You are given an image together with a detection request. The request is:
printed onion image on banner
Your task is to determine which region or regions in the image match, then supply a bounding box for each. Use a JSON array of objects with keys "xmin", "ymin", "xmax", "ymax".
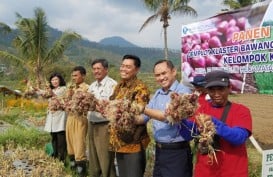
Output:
[{"xmin": 181, "ymin": 0, "xmax": 273, "ymax": 94}]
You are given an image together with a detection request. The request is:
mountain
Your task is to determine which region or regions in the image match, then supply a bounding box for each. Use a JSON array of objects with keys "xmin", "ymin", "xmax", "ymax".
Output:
[
  {"xmin": 99, "ymin": 36, "xmax": 139, "ymax": 48},
  {"xmin": 0, "ymin": 26, "xmax": 181, "ymax": 72}
]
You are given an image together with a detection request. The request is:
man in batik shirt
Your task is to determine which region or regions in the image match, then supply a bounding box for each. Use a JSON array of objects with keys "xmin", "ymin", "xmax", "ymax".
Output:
[{"xmin": 109, "ymin": 54, "xmax": 150, "ymax": 177}]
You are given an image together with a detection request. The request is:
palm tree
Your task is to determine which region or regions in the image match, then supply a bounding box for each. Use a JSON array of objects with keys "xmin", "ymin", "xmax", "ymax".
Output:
[
  {"xmin": 0, "ymin": 7, "xmax": 81, "ymax": 88},
  {"xmin": 223, "ymin": 0, "xmax": 257, "ymax": 10},
  {"xmin": 139, "ymin": 0, "xmax": 197, "ymax": 60},
  {"xmin": 0, "ymin": 22, "xmax": 12, "ymax": 34}
]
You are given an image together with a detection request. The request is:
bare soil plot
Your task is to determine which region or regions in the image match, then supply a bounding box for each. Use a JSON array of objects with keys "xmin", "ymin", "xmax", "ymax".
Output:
[{"xmin": 229, "ymin": 94, "xmax": 273, "ymax": 150}]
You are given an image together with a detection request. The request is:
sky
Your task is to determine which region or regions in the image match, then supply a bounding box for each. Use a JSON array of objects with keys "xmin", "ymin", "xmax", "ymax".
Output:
[{"xmin": 0, "ymin": 0, "xmax": 225, "ymax": 50}]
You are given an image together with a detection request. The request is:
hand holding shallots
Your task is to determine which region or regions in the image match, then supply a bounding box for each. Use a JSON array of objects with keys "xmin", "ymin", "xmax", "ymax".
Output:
[
  {"xmin": 48, "ymin": 96, "xmax": 65, "ymax": 111},
  {"xmin": 97, "ymin": 99, "xmax": 144, "ymax": 143},
  {"xmin": 40, "ymin": 86, "xmax": 54, "ymax": 99},
  {"xmin": 65, "ymin": 90, "xmax": 97, "ymax": 116},
  {"xmin": 195, "ymin": 113, "xmax": 218, "ymax": 164},
  {"xmin": 165, "ymin": 92, "xmax": 199, "ymax": 124},
  {"xmin": 98, "ymin": 99, "xmax": 144, "ymax": 121}
]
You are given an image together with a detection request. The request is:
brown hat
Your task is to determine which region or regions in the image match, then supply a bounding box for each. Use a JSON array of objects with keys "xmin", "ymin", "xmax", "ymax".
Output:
[{"xmin": 205, "ymin": 70, "xmax": 230, "ymax": 88}]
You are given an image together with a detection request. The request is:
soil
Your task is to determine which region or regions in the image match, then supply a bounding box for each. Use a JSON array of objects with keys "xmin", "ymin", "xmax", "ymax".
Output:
[{"xmin": 229, "ymin": 94, "xmax": 273, "ymax": 150}]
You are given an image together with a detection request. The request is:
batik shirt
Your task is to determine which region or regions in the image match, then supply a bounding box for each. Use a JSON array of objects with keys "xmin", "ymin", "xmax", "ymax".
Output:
[{"xmin": 109, "ymin": 76, "xmax": 150, "ymax": 153}]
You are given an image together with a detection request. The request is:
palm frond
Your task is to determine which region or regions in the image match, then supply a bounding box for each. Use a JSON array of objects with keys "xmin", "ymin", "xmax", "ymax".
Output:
[
  {"xmin": 0, "ymin": 22, "xmax": 12, "ymax": 33},
  {"xmin": 223, "ymin": 0, "xmax": 241, "ymax": 9},
  {"xmin": 44, "ymin": 31, "xmax": 81, "ymax": 64},
  {"xmin": 33, "ymin": 8, "xmax": 48, "ymax": 58},
  {"xmin": 139, "ymin": 14, "xmax": 160, "ymax": 32},
  {"xmin": 0, "ymin": 51, "xmax": 24, "ymax": 63},
  {"xmin": 172, "ymin": 5, "xmax": 197, "ymax": 16},
  {"xmin": 143, "ymin": 0, "xmax": 163, "ymax": 11}
]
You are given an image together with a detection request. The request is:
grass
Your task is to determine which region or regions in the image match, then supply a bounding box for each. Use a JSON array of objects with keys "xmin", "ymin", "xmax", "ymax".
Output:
[
  {"xmin": 247, "ymin": 141, "xmax": 262, "ymax": 177},
  {"xmin": 0, "ymin": 126, "xmax": 50, "ymax": 148}
]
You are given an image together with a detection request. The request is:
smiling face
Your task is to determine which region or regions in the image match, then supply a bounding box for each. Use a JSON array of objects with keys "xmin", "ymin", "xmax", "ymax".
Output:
[
  {"xmin": 92, "ymin": 62, "xmax": 108, "ymax": 82},
  {"xmin": 207, "ymin": 86, "xmax": 231, "ymax": 106},
  {"xmin": 119, "ymin": 59, "xmax": 139, "ymax": 80},
  {"xmin": 154, "ymin": 61, "xmax": 177, "ymax": 91},
  {"xmin": 50, "ymin": 76, "xmax": 60, "ymax": 88}
]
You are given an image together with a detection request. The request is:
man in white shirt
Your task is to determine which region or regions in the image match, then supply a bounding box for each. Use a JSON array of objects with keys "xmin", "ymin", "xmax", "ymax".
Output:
[{"xmin": 88, "ymin": 59, "xmax": 117, "ymax": 177}]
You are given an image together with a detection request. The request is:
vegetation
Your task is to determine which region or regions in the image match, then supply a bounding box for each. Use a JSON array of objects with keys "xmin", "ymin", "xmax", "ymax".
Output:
[
  {"xmin": 222, "ymin": 0, "xmax": 258, "ymax": 10},
  {"xmin": 0, "ymin": 7, "xmax": 81, "ymax": 88},
  {"xmin": 140, "ymin": 0, "xmax": 197, "ymax": 60}
]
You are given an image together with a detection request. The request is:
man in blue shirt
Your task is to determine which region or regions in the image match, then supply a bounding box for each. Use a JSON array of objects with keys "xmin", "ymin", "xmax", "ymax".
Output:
[{"xmin": 143, "ymin": 60, "xmax": 193, "ymax": 177}]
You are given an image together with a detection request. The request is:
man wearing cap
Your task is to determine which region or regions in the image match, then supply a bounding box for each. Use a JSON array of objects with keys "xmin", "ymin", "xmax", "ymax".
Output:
[
  {"xmin": 190, "ymin": 75, "xmax": 210, "ymax": 105},
  {"xmin": 191, "ymin": 70, "xmax": 253, "ymax": 177}
]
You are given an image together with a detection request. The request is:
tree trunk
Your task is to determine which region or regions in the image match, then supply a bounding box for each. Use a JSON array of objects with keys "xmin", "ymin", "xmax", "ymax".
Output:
[
  {"xmin": 163, "ymin": 26, "xmax": 169, "ymax": 60},
  {"xmin": 36, "ymin": 56, "xmax": 42, "ymax": 89}
]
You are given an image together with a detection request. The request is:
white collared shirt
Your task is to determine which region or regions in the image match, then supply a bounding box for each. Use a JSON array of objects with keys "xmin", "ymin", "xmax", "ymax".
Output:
[{"xmin": 88, "ymin": 76, "xmax": 117, "ymax": 100}]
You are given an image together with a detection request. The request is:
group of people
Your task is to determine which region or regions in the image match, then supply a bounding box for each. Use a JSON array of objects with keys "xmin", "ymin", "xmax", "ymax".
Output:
[{"xmin": 42, "ymin": 54, "xmax": 252, "ymax": 177}]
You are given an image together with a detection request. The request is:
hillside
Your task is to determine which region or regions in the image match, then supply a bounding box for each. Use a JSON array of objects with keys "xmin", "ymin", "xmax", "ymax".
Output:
[
  {"xmin": 0, "ymin": 26, "xmax": 181, "ymax": 72},
  {"xmin": 99, "ymin": 36, "xmax": 139, "ymax": 48}
]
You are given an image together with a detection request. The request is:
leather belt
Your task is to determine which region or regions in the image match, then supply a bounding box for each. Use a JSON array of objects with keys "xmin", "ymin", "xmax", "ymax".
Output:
[{"xmin": 156, "ymin": 141, "xmax": 189, "ymax": 150}]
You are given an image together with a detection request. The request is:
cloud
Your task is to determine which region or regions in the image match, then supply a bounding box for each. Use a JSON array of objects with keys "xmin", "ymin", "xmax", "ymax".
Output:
[{"xmin": 0, "ymin": 0, "xmax": 224, "ymax": 49}]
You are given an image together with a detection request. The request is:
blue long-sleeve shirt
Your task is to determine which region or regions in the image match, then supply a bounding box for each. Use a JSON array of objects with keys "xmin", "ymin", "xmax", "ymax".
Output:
[{"xmin": 144, "ymin": 80, "xmax": 191, "ymax": 143}]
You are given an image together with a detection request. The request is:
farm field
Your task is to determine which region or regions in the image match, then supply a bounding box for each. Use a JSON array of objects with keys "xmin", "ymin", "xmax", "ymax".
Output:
[
  {"xmin": 0, "ymin": 93, "xmax": 271, "ymax": 176},
  {"xmin": 229, "ymin": 93, "xmax": 273, "ymax": 150}
]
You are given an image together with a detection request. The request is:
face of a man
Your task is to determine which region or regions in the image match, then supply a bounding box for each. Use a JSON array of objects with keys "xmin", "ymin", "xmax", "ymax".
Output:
[
  {"xmin": 92, "ymin": 63, "xmax": 108, "ymax": 82},
  {"xmin": 71, "ymin": 70, "xmax": 85, "ymax": 85},
  {"xmin": 194, "ymin": 85, "xmax": 206, "ymax": 94},
  {"xmin": 207, "ymin": 86, "xmax": 231, "ymax": 106},
  {"xmin": 154, "ymin": 62, "xmax": 177, "ymax": 91},
  {"xmin": 119, "ymin": 59, "xmax": 139, "ymax": 80}
]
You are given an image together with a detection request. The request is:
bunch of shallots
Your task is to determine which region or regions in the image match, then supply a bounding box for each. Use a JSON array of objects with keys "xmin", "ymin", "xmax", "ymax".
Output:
[
  {"xmin": 23, "ymin": 84, "xmax": 38, "ymax": 99},
  {"xmin": 165, "ymin": 92, "xmax": 199, "ymax": 124},
  {"xmin": 48, "ymin": 96, "xmax": 65, "ymax": 111},
  {"xmin": 195, "ymin": 113, "xmax": 218, "ymax": 164},
  {"xmin": 40, "ymin": 89, "xmax": 53, "ymax": 99},
  {"xmin": 23, "ymin": 89, "xmax": 38, "ymax": 99},
  {"xmin": 98, "ymin": 99, "xmax": 144, "ymax": 143},
  {"xmin": 65, "ymin": 91, "xmax": 97, "ymax": 116}
]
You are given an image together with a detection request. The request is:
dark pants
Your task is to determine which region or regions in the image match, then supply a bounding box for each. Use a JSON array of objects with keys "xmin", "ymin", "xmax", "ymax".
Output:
[
  {"xmin": 116, "ymin": 150, "xmax": 146, "ymax": 177},
  {"xmin": 153, "ymin": 143, "xmax": 193, "ymax": 177},
  {"xmin": 51, "ymin": 131, "xmax": 67, "ymax": 161}
]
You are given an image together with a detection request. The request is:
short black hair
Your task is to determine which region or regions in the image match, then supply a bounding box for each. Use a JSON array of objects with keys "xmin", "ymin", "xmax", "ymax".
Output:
[
  {"xmin": 153, "ymin": 59, "xmax": 174, "ymax": 72},
  {"xmin": 49, "ymin": 72, "xmax": 66, "ymax": 89},
  {"xmin": 91, "ymin": 58, "xmax": 109, "ymax": 69},
  {"xmin": 122, "ymin": 54, "xmax": 141, "ymax": 68},
  {"xmin": 72, "ymin": 66, "xmax": 86, "ymax": 75}
]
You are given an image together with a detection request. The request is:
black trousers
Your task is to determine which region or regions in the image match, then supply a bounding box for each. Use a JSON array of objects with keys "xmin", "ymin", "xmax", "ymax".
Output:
[
  {"xmin": 153, "ymin": 144, "xmax": 193, "ymax": 177},
  {"xmin": 51, "ymin": 131, "xmax": 67, "ymax": 161},
  {"xmin": 116, "ymin": 150, "xmax": 146, "ymax": 177}
]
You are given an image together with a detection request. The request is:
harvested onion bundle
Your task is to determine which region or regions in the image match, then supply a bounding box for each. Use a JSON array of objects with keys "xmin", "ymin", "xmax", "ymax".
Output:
[
  {"xmin": 98, "ymin": 99, "xmax": 144, "ymax": 146},
  {"xmin": 65, "ymin": 90, "xmax": 97, "ymax": 116},
  {"xmin": 48, "ymin": 96, "xmax": 65, "ymax": 111},
  {"xmin": 40, "ymin": 89, "xmax": 53, "ymax": 99},
  {"xmin": 165, "ymin": 92, "xmax": 199, "ymax": 124},
  {"xmin": 23, "ymin": 84, "xmax": 38, "ymax": 99},
  {"xmin": 23, "ymin": 89, "xmax": 38, "ymax": 99},
  {"xmin": 195, "ymin": 113, "xmax": 217, "ymax": 164}
]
